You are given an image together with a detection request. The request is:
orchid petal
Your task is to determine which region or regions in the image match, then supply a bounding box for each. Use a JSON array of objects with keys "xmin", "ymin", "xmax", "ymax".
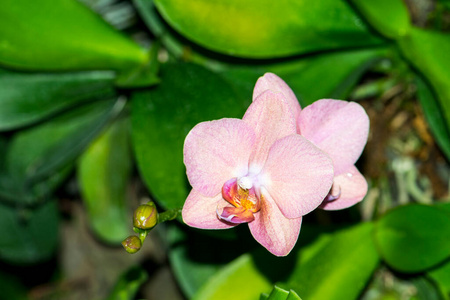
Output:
[
  {"xmin": 260, "ymin": 134, "xmax": 334, "ymax": 219},
  {"xmin": 298, "ymin": 99, "xmax": 369, "ymax": 175},
  {"xmin": 184, "ymin": 118, "xmax": 255, "ymax": 197},
  {"xmin": 253, "ymin": 73, "xmax": 302, "ymax": 120},
  {"xmin": 182, "ymin": 189, "xmax": 235, "ymax": 229},
  {"xmin": 243, "ymin": 90, "xmax": 297, "ymax": 171},
  {"xmin": 248, "ymin": 187, "xmax": 302, "ymax": 256},
  {"xmin": 320, "ymin": 165, "xmax": 368, "ymax": 210}
]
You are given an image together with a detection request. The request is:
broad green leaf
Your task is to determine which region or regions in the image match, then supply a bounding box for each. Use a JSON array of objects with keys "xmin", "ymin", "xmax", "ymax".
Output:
[
  {"xmin": 220, "ymin": 47, "xmax": 389, "ymax": 107},
  {"xmin": 0, "ymin": 0, "xmax": 147, "ymax": 71},
  {"xmin": 428, "ymin": 259, "xmax": 450, "ymax": 299},
  {"xmin": 416, "ymin": 75, "xmax": 450, "ymax": 160},
  {"xmin": 397, "ymin": 28, "xmax": 450, "ymax": 153},
  {"xmin": 0, "ymin": 99, "xmax": 124, "ymax": 205},
  {"xmin": 153, "ymin": 0, "xmax": 383, "ymax": 58},
  {"xmin": 285, "ymin": 222, "xmax": 378, "ymax": 300},
  {"xmin": 131, "ymin": 62, "xmax": 248, "ymax": 210},
  {"xmin": 168, "ymin": 224, "xmax": 248, "ymax": 298},
  {"xmin": 106, "ymin": 266, "xmax": 148, "ymax": 300},
  {"xmin": 0, "ymin": 200, "xmax": 58, "ymax": 264},
  {"xmin": 349, "ymin": 0, "xmax": 410, "ymax": 39},
  {"xmin": 191, "ymin": 224, "xmax": 364, "ymax": 300},
  {"xmin": 193, "ymin": 253, "xmax": 272, "ymax": 300},
  {"xmin": 374, "ymin": 204, "xmax": 450, "ymax": 273},
  {"xmin": 78, "ymin": 117, "xmax": 132, "ymax": 244},
  {"xmin": 0, "ymin": 70, "xmax": 116, "ymax": 131}
]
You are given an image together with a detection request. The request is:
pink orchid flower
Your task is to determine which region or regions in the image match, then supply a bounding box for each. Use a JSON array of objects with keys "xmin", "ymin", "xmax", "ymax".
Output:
[
  {"xmin": 254, "ymin": 73, "xmax": 370, "ymax": 210},
  {"xmin": 182, "ymin": 86, "xmax": 335, "ymax": 256}
]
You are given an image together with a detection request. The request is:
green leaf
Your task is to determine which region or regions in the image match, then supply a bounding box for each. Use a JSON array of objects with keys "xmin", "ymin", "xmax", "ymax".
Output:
[
  {"xmin": 349, "ymin": 0, "xmax": 411, "ymax": 39},
  {"xmin": 262, "ymin": 286, "xmax": 302, "ymax": 300},
  {"xmin": 285, "ymin": 222, "xmax": 379, "ymax": 300},
  {"xmin": 106, "ymin": 266, "xmax": 148, "ymax": 300},
  {"xmin": 220, "ymin": 47, "xmax": 388, "ymax": 107},
  {"xmin": 193, "ymin": 253, "xmax": 273, "ymax": 300},
  {"xmin": 78, "ymin": 117, "xmax": 132, "ymax": 244},
  {"xmin": 374, "ymin": 204, "xmax": 450, "ymax": 273},
  {"xmin": 133, "ymin": 0, "xmax": 186, "ymax": 58},
  {"xmin": 397, "ymin": 28, "xmax": 450, "ymax": 157},
  {"xmin": 131, "ymin": 62, "xmax": 248, "ymax": 210},
  {"xmin": 168, "ymin": 225, "xmax": 246, "ymax": 298},
  {"xmin": 415, "ymin": 75, "xmax": 450, "ymax": 160},
  {"xmin": 428, "ymin": 259, "xmax": 450, "ymax": 299},
  {"xmin": 0, "ymin": 200, "xmax": 58, "ymax": 264},
  {"xmin": 0, "ymin": 70, "xmax": 116, "ymax": 131},
  {"xmin": 192, "ymin": 223, "xmax": 376, "ymax": 300},
  {"xmin": 0, "ymin": 0, "xmax": 147, "ymax": 71},
  {"xmin": 153, "ymin": 0, "xmax": 383, "ymax": 58},
  {"xmin": 0, "ymin": 98, "xmax": 124, "ymax": 205}
]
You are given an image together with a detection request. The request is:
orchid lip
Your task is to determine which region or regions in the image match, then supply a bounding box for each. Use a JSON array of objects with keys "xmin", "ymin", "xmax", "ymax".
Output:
[{"xmin": 218, "ymin": 177, "xmax": 261, "ymax": 224}]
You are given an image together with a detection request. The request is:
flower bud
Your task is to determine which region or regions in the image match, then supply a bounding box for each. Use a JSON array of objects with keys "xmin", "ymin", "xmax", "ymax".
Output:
[
  {"xmin": 133, "ymin": 202, "xmax": 158, "ymax": 230},
  {"xmin": 122, "ymin": 235, "xmax": 142, "ymax": 254}
]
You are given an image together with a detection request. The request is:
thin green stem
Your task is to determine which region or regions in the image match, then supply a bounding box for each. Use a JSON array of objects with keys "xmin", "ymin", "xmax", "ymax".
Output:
[{"xmin": 158, "ymin": 207, "xmax": 182, "ymax": 223}]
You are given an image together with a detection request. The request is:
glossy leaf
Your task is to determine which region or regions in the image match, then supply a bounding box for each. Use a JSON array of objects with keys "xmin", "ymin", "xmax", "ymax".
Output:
[
  {"xmin": 416, "ymin": 75, "xmax": 450, "ymax": 160},
  {"xmin": 106, "ymin": 266, "xmax": 148, "ymax": 300},
  {"xmin": 285, "ymin": 222, "xmax": 379, "ymax": 300},
  {"xmin": 0, "ymin": 0, "xmax": 147, "ymax": 71},
  {"xmin": 0, "ymin": 70, "xmax": 116, "ymax": 131},
  {"xmin": 349, "ymin": 0, "xmax": 410, "ymax": 39},
  {"xmin": 168, "ymin": 224, "xmax": 248, "ymax": 298},
  {"xmin": 78, "ymin": 117, "xmax": 132, "ymax": 244},
  {"xmin": 153, "ymin": 0, "xmax": 383, "ymax": 58},
  {"xmin": 374, "ymin": 204, "xmax": 450, "ymax": 273},
  {"xmin": 131, "ymin": 62, "xmax": 248, "ymax": 210},
  {"xmin": 428, "ymin": 259, "xmax": 450, "ymax": 299},
  {"xmin": 220, "ymin": 47, "xmax": 388, "ymax": 107},
  {"xmin": 261, "ymin": 286, "xmax": 302, "ymax": 300},
  {"xmin": 0, "ymin": 99, "xmax": 124, "ymax": 205},
  {"xmin": 398, "ymin": 28, "xmax": 450, "ymax": 154},
  {"xmin": 192, "ymin": 223, "xmax": 376, "ymax": 300},
  {"xmin": 193, "ymin": 253, "xmax": 273, "ymax": 300},
  {"xmin": 0, "ymin": 200, "xmax": 58, "ymax": 264}
]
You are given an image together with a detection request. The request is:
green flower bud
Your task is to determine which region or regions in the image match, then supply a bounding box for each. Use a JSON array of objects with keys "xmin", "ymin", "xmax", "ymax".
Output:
[
  {"xmin": 133, "ymin": 202, "xmax": 158, "ymax": 230},
  {"xmin": 122, "ymin": 235, "xmax": 142, "ymax": 254}
]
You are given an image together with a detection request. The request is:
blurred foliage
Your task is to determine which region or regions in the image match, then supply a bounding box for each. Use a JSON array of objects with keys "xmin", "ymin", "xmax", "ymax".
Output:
[{"xmin": 0, "ymin": 0, "xmax": 449, "ymax": 299}]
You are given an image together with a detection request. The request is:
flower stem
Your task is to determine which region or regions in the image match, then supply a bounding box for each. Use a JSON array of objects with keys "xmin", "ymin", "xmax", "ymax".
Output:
[{"xmin": 158, "ymin": 207, "xmax": 182, "ymax": 223}]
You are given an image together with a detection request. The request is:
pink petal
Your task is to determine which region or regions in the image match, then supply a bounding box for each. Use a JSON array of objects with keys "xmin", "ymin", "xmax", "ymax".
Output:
[
  {"xmin": 298, "ymin": 99, "xmax": 369, "ymax": 175},
  {"xmin": 252, "ymin": 73, "xmax": 302, "ymax": 121},
  {"xmin": 260, "ymin": 134, "xmax": 334, "ymax": 219},
  {"xmin": 248, "ymin": 187, "xmax": 302, "ymax": 256},
  {"xmin": 184, "ymin": 118, "xmax": 255, "ymax": 197},
  {"xmin": 243, "ymin": 90, "xmax": 297, "ymax": 171},
  {"xmin": 320, "ymin": 165, "xmax": 368, "ymax": 210},
  {"xmin": 182, "ymin": 189, "xmax": 235, "ymax": 229}
]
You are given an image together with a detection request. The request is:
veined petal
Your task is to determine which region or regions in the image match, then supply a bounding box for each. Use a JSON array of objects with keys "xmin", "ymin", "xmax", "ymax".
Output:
[
  {"xmin": 320, "ymin": 165, "xmax": 368, "ymax": 210},
  {"xmin": 253, "ymin": 73, "xmax": 302, "ymax": 121},
  {"xmin": 298, "ymin": 99, "xmax": 369, "ymax": 175},
  {"xmin": 248, "ymin": 188, "xmax": 302, "ymax": 257},
  {"xmin": 184, "ymin": 118, "xmax": 255, "ymax": 197},
  {"xmin": 260, "ymin": 134, "xmax": 334, "ymax": 219},
  {"xmin": 243, "ymin": 90, "xmax": 297, "ymax": 170},
  {"xmin": 182, "ymin": 189, "xmax": 235, "ymax": 229}
]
